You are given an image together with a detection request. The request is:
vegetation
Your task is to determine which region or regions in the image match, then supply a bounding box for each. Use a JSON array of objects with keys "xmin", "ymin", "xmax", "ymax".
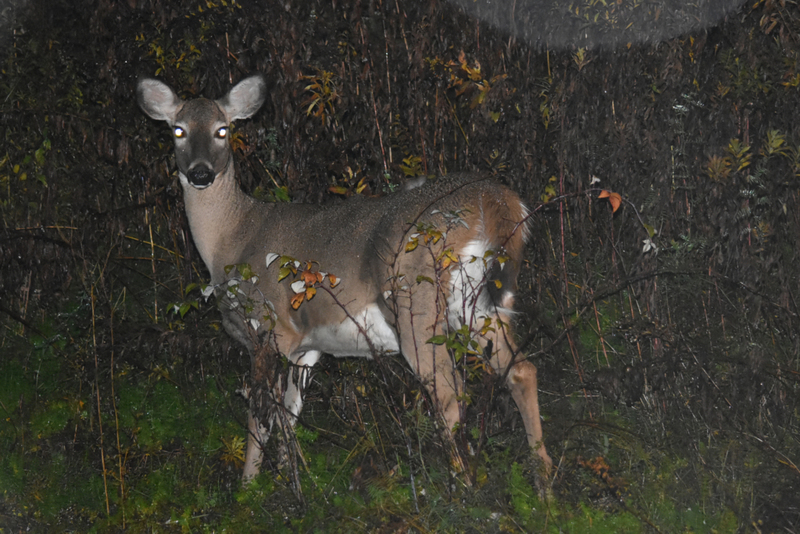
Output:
[{"xmin": 1, "ymin": 0, "xmax": 799, "ymax": 531}]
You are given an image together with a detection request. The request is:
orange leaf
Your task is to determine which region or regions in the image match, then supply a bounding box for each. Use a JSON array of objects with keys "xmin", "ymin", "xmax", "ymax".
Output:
[
  {"xmin": 301, "ymin": 269, "xmax": 317, "ymax": 285},
  {"xmin": 328, "ymin": 274, "xmax": 339, "ymax": 287},
  {"xmin": 607, "ymin": 192, "xmax": 622, "ymax": 213},
  {"xmin": 305, "ymin": 286, "xmax": 317, "ymax": 301},
  {"xmin": 291, "ymin": 292, "xmax": 305, "ymax": 310},
  {"xmin": 599, "ymin": 190, "xmax": 622, "ymax": 213}
]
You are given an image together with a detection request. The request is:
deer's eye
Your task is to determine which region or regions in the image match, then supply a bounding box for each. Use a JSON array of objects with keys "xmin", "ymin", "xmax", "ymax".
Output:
[
  {"xmin": 174, "ymin": 127, "xmax": 185, "ymax": 138},
  {"xmin": 216, "ymin": 127, "xmax": 228, "ymax": 139}
]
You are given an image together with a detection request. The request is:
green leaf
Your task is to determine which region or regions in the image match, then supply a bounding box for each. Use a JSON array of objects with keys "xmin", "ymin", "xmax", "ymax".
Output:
[
  {"xmin": 237, "ymin": 263, "xmax": 255, "ymax": 280},
  {"xmin": 272, "ymin": 186, "xmax": 290, "ymax": 202},
  {"xmin": 426, "ymin": 335, "xmax": 448, "ymax": 345},
  {"xmin": 278, "ymin": 267, "xmax": 292, "ymax": 282}
]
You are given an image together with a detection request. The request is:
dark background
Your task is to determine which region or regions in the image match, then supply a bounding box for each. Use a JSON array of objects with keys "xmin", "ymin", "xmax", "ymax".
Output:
[{"xmin": 1, "ymin": 0, "xmax": 798, "ymax": 531}]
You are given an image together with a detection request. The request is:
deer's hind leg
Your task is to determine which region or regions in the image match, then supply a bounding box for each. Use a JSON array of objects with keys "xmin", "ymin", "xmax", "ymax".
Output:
[
  {"xmin": 484, "ymin": 307, "xmax": 552, "ymax": 474},
  {"xmin": 391, "ymin": 284, "xmax": 466, "ymax": 468}
]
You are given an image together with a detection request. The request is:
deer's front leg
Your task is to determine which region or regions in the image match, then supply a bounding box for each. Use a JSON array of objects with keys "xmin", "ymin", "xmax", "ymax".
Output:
[
  {"xmin": 242, "ymin": 341, "xmax": 280, "ymax": 483},
  {"xmin": 243, "ymin": 410, "xmax": 269, "ymax": 482},
  {"xmin": 241, "ymin": 350, "xmax": 322, "ymax": 483}
]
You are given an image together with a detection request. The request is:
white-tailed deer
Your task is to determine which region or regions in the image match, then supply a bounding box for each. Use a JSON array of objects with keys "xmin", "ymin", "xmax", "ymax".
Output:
[{"xmin": 137, "ymin": 75, "xmax": 552, "ymax": 482}]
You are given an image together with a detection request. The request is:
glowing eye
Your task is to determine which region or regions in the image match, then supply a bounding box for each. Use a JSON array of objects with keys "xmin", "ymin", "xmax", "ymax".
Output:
[
  {"xmin": 216, "ymin": 127, "xmax": 228, "ymax": 138},
  {"xmin": 174, "ymin": 127, "xmax": 185, "ymax": 138}
]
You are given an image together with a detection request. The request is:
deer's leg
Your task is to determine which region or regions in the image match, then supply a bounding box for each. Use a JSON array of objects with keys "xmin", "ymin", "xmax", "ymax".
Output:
[
  {"xmin": 242, "ymin": 350, "xmax": 321, "ymax": 483},
  {"xmin": 393, "ymin": 286, "xmax": 465, "ymax": 468},
  {"xmin": 283, "ymin": 350, "xmax": 321, "ymax": 420},
  {"xmin": 485, "ymin": 310, "xmax": 552, "ymax": 474},
  {"xmin": 243, "ymin": 410, "xmax": 269, "ymax": 482}
]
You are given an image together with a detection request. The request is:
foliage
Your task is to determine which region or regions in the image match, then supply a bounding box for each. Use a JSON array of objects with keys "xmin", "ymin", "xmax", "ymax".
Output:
[{"xmin": 1, "ymin": 0, "xmax": 799, "ymax": 531}]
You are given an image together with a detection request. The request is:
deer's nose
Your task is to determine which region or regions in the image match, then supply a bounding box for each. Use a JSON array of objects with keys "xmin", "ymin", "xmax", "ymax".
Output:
[{"xmin": 188, "ymin": 165, "xmax": 215, "ymax": 188}]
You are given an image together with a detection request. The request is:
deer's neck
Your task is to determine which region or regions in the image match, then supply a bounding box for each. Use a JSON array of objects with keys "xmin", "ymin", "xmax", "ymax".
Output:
[{"xmin": 181, "ymin": 167, "xmax": 266, "ymax": 283}]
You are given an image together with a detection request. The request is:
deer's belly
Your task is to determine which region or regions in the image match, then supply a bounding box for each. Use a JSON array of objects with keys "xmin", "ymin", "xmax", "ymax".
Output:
[{"xmin": 298, "ymin": 303, "xmax": 400, "ymax": 358}]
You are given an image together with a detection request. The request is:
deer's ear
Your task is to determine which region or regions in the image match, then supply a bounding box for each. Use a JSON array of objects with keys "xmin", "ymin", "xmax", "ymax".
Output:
[
  {"xmin": 218, "ymin": 75, "xmax": 266, "ymax": 122},
  {"xmin": 137, "ymin": 78, "xmax": 182, "ymax": 124}
]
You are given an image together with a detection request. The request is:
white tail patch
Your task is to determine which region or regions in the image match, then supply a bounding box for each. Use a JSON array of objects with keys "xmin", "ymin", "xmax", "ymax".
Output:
[{"xmin": 447, "ymin": 239, "xmax": 513, "ymax": 329}]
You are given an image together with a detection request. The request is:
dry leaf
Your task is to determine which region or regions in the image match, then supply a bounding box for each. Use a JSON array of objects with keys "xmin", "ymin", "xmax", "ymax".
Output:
[{"xmin": 599, "ymin": 190, "xmax": 622, "ymax": 213}]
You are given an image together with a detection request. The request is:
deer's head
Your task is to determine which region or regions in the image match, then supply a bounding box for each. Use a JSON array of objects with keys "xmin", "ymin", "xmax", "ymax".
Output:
[{"xmin": 137, "ymin": 76, "xmax": 266, "ymax": 189}]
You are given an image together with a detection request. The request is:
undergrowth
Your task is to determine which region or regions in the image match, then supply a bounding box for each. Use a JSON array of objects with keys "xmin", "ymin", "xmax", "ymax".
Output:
[{"xmin": 2, "ymin": 0, "xmax": 799, "ymax": 531}]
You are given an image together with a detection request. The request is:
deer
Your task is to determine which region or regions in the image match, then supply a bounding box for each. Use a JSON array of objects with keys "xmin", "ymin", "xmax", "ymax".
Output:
[{"xmin": 136, "ymin": 74, "xmax": 552, "ymax": 484}]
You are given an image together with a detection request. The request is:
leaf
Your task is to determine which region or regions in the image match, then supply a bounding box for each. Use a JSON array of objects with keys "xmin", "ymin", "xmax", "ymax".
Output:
[
  {"xmin": 237, "ymin": 263, "xmax": 255, "ymax": 280},
  {"xmin": 439, "ymin": 249, "xmax": 459, "ymax": 269},
  {"xmin": 479, "ymin": 318, "xmax": 496, "ymax": 336},
  {"xmin": 301, "ymin": 269, "xmax": 318, "ymax": 285},
  {"xmin": 265, "ymin": 253, "xmax": 280, "ymax": 268},
  {"xmin": 416, "ymin": 275, "xmax": 434, "ymax": 285},
  {"xmin": 541, "ymin": 184, "xmax": 557, "ymax": 202},
  {"xmin": 426, "ymin": 335, "xmax": 448, "ymax": 345},
  {"xmin": 599, "ymin": 190, "xmax": 622, "ymax": 213},
  {"xmin": 405, "ymin": 238, "xmax": 419, "ymax": 252},
  {"xmin": 328, "ymin": 274, "xmax": 339, "ymax": 287},
  {"xmin": 271, "ymin": 186, "xmax": 290, "ymax": 202},
  {"xmin": 305, "ymin": 287, "xmax": 316, "ymax": 300},
  {"xmin": 290, "ymin": 280, "xmax": 306, "ymax": 294},
  {"xmin": 277, "ymin": 267, "xmax": 290, "ymax": 282},
  {"xmin": 291, "ymin": 293, "xmax": 305, "ymax": 310}
]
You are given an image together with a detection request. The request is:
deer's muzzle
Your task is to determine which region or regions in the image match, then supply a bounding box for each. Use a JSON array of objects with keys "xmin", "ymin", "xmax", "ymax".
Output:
[{"xmin": 188, "ymin": 165, "xmax": 215, "ymax": 188}]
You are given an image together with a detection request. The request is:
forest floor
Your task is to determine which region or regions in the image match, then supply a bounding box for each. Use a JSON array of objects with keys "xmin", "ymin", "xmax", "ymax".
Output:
[{"xmin": 1, "ymin": 0, "xmax": 799, "ymax": 531}]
